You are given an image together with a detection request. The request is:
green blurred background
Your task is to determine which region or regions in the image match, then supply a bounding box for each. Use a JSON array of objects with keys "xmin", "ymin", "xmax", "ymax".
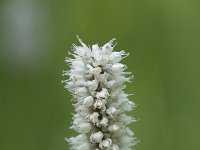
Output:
[{"xmin": 1, "ymin": 0, "xmax": 200, "ymax": 150}]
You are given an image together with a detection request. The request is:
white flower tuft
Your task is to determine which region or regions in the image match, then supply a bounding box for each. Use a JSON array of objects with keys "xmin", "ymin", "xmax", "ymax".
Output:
[{"xmin": 63, "ymin": 36, "xmax": 137, "ymax": 150}]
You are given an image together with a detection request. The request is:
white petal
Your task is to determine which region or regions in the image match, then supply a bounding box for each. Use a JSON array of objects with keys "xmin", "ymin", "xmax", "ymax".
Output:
[
  {"xmin": 111, "ymin": 63, "xmax": 125, "ymax": 72},
  {"xmin": 73, "ymin": 122, "xmax": 91, "ymax": 133}
]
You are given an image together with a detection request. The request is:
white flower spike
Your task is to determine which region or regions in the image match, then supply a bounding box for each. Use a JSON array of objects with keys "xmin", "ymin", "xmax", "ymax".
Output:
[{"xmin": 63, "ymin": 36, "xmax": 137, "ymax": 150}]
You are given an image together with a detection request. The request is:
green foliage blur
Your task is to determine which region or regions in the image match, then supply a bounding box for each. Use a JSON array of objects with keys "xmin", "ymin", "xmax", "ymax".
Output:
[{"xmin": 1, "ymin": 0, "xmax": 200, "ymax": 150}]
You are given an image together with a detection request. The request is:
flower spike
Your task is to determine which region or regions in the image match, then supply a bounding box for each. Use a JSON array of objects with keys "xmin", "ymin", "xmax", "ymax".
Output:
[{"xmin": 63, "ymin": 37, "xmax": 137, "ymax": 150}]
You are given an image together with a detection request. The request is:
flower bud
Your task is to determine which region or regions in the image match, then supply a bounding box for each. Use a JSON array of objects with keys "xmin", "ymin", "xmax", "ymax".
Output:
[
  {"xmin": 99, "ymin": 138, "xmax": 112, "ymax": 149},
  {"xmin": 87, "ymin": 80, "xmax": 99, "ymax": 91},
  {"xmin": 76, "ymin": 87, "xmax": 88, "ymax": 95},
  {"xmin": 94, "ymin": 99, "xmax": 107, "ymax": 110},
  {"xmin": 96, "ymin": 88, "xmax": 109, "ymax": 99},
  {"xmin": 89, "ymin": 112, "xmax": 100, "ymax": 124},
  {"xmin": 109, "ymin": 52, "xmax": 122, "ymax": 63},
  {"xmin": 76, "ymin": 105, "xmax": 89, "ymax": 117},
  {"xmin": 100, "ymin": 117, "xmax": 108, "ymax": 127},
  {"xmin": 106, "ymin": 106, "xmax": 119, "ymax": 118},
  {"xmin": 83, "ymin": 96, "xmax": 94, "ymax": 107},
  {"xmin": 108, "ymin": 124, "xmax": 120, "ymax": 132},
  {"xmin": 90, "ymin": 131, "xmax": 104, "ymax": 143}
]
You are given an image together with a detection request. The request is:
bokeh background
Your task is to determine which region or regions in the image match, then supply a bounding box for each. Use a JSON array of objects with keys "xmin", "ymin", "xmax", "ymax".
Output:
[{"xmin": 1, "ymin": 0, "xmax": 200, "ymax": 150}]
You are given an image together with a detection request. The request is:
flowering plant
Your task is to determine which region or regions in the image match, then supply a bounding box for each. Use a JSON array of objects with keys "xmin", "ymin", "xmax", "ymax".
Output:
[{"xmin": 62, "ymin": 36, "xmax": 137, "ymax": 150}]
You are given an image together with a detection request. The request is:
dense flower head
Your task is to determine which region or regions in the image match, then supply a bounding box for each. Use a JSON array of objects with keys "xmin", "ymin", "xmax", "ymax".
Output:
[{"xmin": 63, "ymin": 36, "xmax": 137, "ymax": 150}]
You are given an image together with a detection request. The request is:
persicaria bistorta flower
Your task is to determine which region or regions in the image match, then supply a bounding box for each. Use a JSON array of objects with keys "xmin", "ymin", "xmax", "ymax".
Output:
[{"xmin": 62, "ymin": 36, "xmax": 137, "ymax": 150}]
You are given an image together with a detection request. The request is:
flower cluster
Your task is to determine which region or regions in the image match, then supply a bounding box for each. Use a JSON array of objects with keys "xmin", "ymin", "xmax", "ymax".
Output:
[{"xmin": 63, "ymin": 36, "xmax": 137, "ymax": 150}]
